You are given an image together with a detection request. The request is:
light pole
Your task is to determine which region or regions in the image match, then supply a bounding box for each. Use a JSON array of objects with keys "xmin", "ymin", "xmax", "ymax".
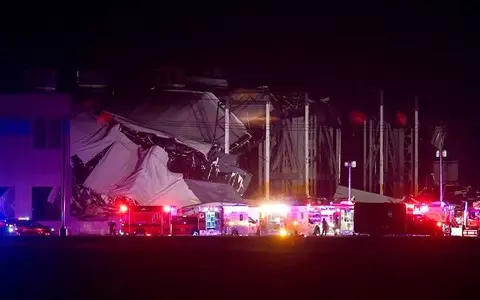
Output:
[
  {"xmin": 344, "ymin": 161, "xmax": 356, "ymax": 201},
  {"xmin": 436, "ymin": 149, "xmax": 447, "ymax": 206}
]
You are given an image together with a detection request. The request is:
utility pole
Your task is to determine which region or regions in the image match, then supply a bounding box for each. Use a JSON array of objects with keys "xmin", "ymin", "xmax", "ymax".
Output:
[
  {"xmin": 344, "ymin": 161, "xmax": 357, "ymax": 201},
  {"xmin": 379, "ymin": 90, "xmax": 385, "ymax": 195},
  {"xmin": 437, "ymin": 149, "xmax": 447, "ymax": 207},
  {"xmin": 304, "ymin": 93, "xmax": 310, "ymax": 198}
]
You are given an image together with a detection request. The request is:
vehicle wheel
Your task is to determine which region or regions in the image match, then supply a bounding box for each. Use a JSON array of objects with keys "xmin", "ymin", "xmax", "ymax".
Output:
[
  {"xmin": 192, "ymin": 230, "xmax": 199, "ymax": 236},
  {"xmin": 313, "ymin": 227, "xmax": 320, "ymax": 236},
  {"xmin": 232, "ymin": 230, "xmax": 239, "ymax": 236}
]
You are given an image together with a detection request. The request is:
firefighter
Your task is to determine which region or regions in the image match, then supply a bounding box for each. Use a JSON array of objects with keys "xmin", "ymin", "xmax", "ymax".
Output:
[
  {"xmin": 108, "ymin": 220, "xmax": 117, "ymax": 236},
  {"xmin": 321, "ymin": 218, "xmax": 329, "ymax": 236}
]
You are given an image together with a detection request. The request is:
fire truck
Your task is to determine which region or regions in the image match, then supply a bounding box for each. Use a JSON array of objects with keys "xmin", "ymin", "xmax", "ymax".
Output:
[
  {"xmin": 120, "ymin": 205, "xmax": 200, "ymax": 236},
  {"xmin": 180, "ymin": 203, "xmax": 250, "ymax": 236},
  {"xmin": 404, "ymin": 201, "xmax": 480, "ymax": 237},
  {"xmin": 405, "ymin": 203, "xmax": 444, "ymax": 236},
  {"xmin": 444, "ymin": 202, "xmax": 480, "ymax": 237},
  {"xmin": 463, "ymin": 203, "xmax": 480, "ymax": 237}
]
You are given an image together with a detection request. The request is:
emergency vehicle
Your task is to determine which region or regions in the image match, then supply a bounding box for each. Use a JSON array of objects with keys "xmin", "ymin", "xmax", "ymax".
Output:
[
  {"xmin": 120, "ymin": 205, "xmax": 175, "ymax": 236},
  {"xmin": 463, "ymin": 202, "xmax": 480, "ymax": 237},
  {"xmin": 405, "ymin": 203, "xmax": 444, "ymax": 236},
  {"xmin": 180, "ymin": 202, "xmax": 250, "ymax": 236},
  {"xmin": 444, "ymin": 202, "xmax": 480, "ymax": 237},
  {"xmin": 119, "ymin": 205, "xmax": 200, "ymax": 236},
  {"xmin": 307, "ymin": 202, "xmax": 354, "ymax": 236},
  {"xmin": 248, "ymin": 204, "xmax": 309, "ymax": 236}
]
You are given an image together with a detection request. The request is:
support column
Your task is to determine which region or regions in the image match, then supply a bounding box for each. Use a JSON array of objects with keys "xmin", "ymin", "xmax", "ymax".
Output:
[
  {"xmin": 265, "ymin": 101, "xmax": 271, "ymax": 201},
  {"xmin": 225, "ymin": 98, "xmax": 230, "ymax": 154},
  {"xmin": 379, "ymin": 90, "xmax": 385, "ymax": 195},
  {"xmin": 305, "ymin": 93, "xmax": 310, "ymax": 198},
  {"xmin": 363, "ymin": 120, "xmax": 367, "ymax": 191},
  {"xmin": 414, "ymin": 96, "xmax": 419, "ymax": 195}
]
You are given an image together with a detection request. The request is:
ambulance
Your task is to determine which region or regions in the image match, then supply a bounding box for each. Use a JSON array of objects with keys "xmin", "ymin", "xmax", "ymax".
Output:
[
  {"xmin": 248, "ymin": 204, "xmax": 309, "ymax": 236},
  {"xmin": 180, "ymin": 202, "xmax": 250, "ymax": 236}
]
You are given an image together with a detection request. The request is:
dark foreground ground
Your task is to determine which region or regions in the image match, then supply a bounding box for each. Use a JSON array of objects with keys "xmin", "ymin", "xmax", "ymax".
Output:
[{"xmin": 0, "ymin": 236, "xmax": 478, "ymax": 299}]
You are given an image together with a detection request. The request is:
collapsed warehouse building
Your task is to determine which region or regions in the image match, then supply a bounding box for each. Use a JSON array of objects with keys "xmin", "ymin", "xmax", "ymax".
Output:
[{"xmin": 69, "ymin": 69, "xmax": 342, "ymax": 220}]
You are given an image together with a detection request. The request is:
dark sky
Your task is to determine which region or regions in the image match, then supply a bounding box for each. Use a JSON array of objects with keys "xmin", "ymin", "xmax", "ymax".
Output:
[{"xmin": 1, "ymin": 3, "xmax": 479, "ymax": 184}]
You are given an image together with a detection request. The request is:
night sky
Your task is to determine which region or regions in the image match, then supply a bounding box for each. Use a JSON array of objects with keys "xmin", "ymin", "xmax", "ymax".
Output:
[{"xmin": 0, "ymin": 3, "xmax": 478, "ymax": 185}]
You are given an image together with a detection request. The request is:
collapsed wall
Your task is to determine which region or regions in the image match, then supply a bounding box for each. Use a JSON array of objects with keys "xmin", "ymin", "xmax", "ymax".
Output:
[{"xmin": 70, "ymin": 89, "xmax": 252, "ymax": 220}]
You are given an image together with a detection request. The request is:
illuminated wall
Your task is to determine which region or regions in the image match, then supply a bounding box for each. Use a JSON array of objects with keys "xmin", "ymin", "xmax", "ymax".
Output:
[{"xmin": 0, "ymin": 93, "xmax": 71, "ymax": 221}]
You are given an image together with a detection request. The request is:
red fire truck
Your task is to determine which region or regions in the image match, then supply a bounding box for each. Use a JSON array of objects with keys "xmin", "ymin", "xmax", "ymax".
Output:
[{"xmin": 120, "ymin": 205, "xmax": 200, "ymax": 236}]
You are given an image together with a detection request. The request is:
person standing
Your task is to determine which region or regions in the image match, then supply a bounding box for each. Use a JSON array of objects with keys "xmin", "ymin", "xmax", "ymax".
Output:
[
  {"xmin": 108, "ymin": 220, "xmax": 117, "ymax": 236},
  {"xmin": 321, "ymin": 218, "xmax": 329, "ymax": 236}
]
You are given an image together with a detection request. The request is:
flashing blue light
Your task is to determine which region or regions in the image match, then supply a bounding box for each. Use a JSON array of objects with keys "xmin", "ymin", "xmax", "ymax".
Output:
[{"xmin": 8, "ymin": 227, "xmax": 14, "ymax": 233}]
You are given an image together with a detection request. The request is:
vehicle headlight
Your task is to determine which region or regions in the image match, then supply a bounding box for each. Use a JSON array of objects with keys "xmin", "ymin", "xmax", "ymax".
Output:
[{"xmin": 279, "ymin": 228, "xmax": 287, "ymax": 236}]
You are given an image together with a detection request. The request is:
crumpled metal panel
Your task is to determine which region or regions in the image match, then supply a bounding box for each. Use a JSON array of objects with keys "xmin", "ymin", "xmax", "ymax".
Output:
[
  {"xmin": 106, "ymin": 89, "xmax": 247, "ymax": 155},
  {"xmin": 71, "ymin": 107, "xmax": 252, "ymax": 219}
]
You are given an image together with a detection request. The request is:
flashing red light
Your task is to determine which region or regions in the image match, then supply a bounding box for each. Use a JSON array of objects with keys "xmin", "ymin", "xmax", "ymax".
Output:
[
  {"xmin": 436, "ymin": 221, "xmax": 442, "ymax": 227},
  {"xmin": 119, "ymin": 205, "xmax": 128, "ymax": 213},
  {"xmin": 163, "ymin": 206, "xmax": 171, "ymax": 213}
]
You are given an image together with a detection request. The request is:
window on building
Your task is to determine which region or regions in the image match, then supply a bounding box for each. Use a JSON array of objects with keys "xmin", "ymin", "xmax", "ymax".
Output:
[
  {"xmin": 0, "ymin": 187, "xmax": 15, "ymax": 219},
  {"xmin": 32, "ymin": 119, "xmax": 62, "ymax": 149},
  {"xmin": 32, "ymin": 187, "xmax": 61, "ymax": 221}
]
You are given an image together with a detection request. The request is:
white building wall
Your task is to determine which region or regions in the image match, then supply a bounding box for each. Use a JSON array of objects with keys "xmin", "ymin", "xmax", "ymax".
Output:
[{"xmin": 0, "ymin": 93, "xmax": 70, "ymax": 219}]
